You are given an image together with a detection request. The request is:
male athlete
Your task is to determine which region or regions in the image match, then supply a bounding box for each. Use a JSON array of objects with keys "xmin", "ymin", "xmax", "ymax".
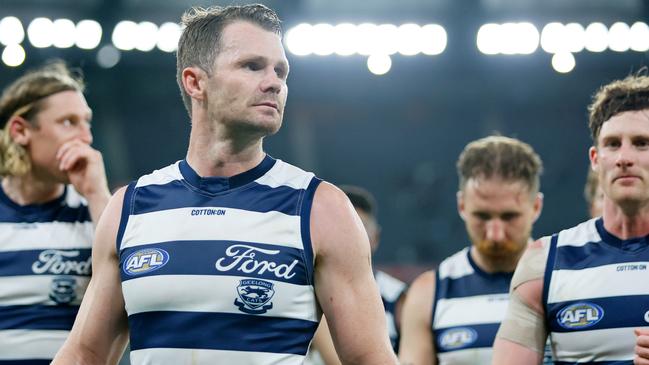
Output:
[
  {"xmin": 399, "ymin": 135, "xmax": 543, "ymax": 364},
  {"xmin": 0, "ymin": 61, "xmax": 110, "ymax": 363},
  {"xmin": 493, "ymin": 74, "xmax": 649, "ymax": 364},
  {"xmin": 53, "ymin": 4, "xmax": 397, "ymax": 365}
]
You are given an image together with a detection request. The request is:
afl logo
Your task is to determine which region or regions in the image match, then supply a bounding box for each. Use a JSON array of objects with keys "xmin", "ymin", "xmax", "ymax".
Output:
[
  {"xmin": 438, "ymin": 327, "xmax": 477, "ymax": 351},
  {"xmin": 557, "ymin": 302, "xmax": 604, "ymax": 330},
  {"xmin": 123, "ymin": 248, "xmax": 169, "ymax": 276}
]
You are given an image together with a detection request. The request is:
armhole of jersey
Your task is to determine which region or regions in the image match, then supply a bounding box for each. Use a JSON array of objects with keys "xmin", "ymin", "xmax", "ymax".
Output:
[
  {"xmin": 542, "ymin": 234, "xmax": 559, "ymax": 317},
  {"xmin": 431, "ymin": 269, "xmax": 440, "ymax": 351},
  {"xmin": 115, "ymin": 181, "xmax": 137, "ymax": 257},
  {"xmin": 300, "ymin": 176, "xmax": 322, "ymax": 287}
]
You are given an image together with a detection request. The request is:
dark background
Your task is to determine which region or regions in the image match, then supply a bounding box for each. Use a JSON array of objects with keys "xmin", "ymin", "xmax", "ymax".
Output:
[{"xmin": 2, "ymin": 0, "xmax": 648, "ymax": 274}]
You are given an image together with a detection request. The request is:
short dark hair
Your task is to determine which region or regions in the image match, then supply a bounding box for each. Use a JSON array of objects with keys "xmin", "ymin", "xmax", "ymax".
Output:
[
  {"xmin": 176, "ymin": 4, "xmax": 282, "ymax": 117},
  {"xmin": 588, "ymin": 73, "xmax": 649, "ymax": 143},
  {"xmin": 340, "ymin": 185, "xmax": 378, "ymax": 217},
  {"xmin": 457, "ymin": 135, "xmax": 543, "ymax": 193}
]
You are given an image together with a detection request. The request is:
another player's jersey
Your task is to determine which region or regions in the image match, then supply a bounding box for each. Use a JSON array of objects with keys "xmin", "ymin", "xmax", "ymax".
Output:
[
  {"xmin": 432, "ymin": 247, "xmax": 512, "ymax": 365},
  {"xmin": 0, "ymin": 186, "xmax": 93, "ymax": 364},
  {"xmin": 543, "ymin": 217, "xmax": 649, "ymax": 364},
  {"xmin": 375, "ymin": 270, "xmax": 407, "ymax": 353},
  {"xmin": 118, "ymin": 155, "xmax": 321, "ymax": 365}
]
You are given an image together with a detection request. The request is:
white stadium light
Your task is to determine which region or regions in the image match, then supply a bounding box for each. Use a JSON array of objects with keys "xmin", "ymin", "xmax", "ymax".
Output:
[
  {"xmin": 135, "ymin": 21, "xmax": 158, "ymax": 52},
  {"xmin": 540, "ymin": 22, "xmax": 564, "ymax": 53},
  {"xmin": 477, "ymin": 23, "xmax": 501, "ymax": 55},
  {"xmin": 551, "ymin": 51, "xmax": 575, "ymax": 73},
  {"xmin": 2, "ymin": 44, "xmax": 26, "ymax": 67},
  {"xmin": 563, "ymin": 23, "xmax": 585, "ymax": 53},
  {"xmin": 332, "ymin": 23, "xmax": 357, "ymax": 56},
  {"xmin": 285, "ymin": 23, "xmax": 313, "ymax": 56},
  {"xmin": 52, "ymin": 18, "xmax": 76, "ymax": 48},
  {"xmin": 157, "ymin": 22, "xmax": 181, "ymax": 53},
  {"xmin": 356, "ymin": 23, "xmax": 379, "ymax": 56},
  {"xmin": 112, "ymin": 20, "xmax": 138, "ymax": 51},
  {"xmin": 0, "ymin": 16, "xmax": 25, "ymax": 46},
  {"xmin": 584, "ymin": 23, "xmax": 608, "ymax": 52},
  {"xmin": 367, "ymin": 54, "xmax": 391, "ymax": 75},
  {"xmin": 421, "ymin": 24, "xmax": 447, "ymax": 55},
  {"xmin": 27, "ymin": 17, "xmax": 54, "ymax": 48},
  {"xmin": 608, "ymin": 22, "xmax": 630, "ymax": 52},
  {"xmin": 630, "ymin": 22, "xmax": 649, "ymax": 52},
  {"xmin": 311, "ymin": 23, "xmax": 335, "ymax": 56},
  {"xmin": 75, "ymin": 20, "xmax": 102, "ymax": 50},
  {"xmin": 397, "ymin": 23, "xmax": 422, "ymax": 56},
  {"xmin": 376, "ymin": 24, "xmax": 399, "ymax": 56},
  {"xmin": 477, "ymin": 23, "xmax": 538, "ymax": 55}
]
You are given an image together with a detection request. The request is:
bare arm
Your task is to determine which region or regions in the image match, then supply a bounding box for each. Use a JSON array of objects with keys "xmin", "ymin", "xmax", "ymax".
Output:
[
  {"xmin": 492, "ymin": 239, "xmax": 549, "ymax": 365},
  {"xmin": 52, "ymin": 187, "xmax": 130, "ymax": 364},
  {"xmin": 311, "ymin": 316, "xmax": 343, "ymax": 365},
  {"xmin": 311, "ymin": 182, "xmax": 398, "ymax": 365},
  {"xmin": 57, "ymin": 139, "xmax": 110, "ymax": 224},
  {"xmin": 398, "ymin": 271, "xmax": 436, "ymax": 365}
]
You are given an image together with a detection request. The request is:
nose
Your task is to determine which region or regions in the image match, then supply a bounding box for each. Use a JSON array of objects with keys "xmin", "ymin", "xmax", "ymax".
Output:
[
  {"xmin": 78, "ymin": 121, "xmax": 93, "ymax": 145},
  {"xmin": 260, "ymin": 68, "xmax": 283, "ymax": 94},
  {"xmin": 615, "ymin": 144, "xmax": 634, "ymax": 168},
  {"xmin": 485, "ymin": 219, "xmax": 506, "ymax": 242}
]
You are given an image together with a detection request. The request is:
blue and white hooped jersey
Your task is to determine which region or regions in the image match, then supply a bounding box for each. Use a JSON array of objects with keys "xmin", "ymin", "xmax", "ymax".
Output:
[
  {"xmin": 118, "ymin": 155, "xmax": 322, "ymax": 365},
  {"xmin": 375, "ymin": 270, "xmax": 407, "ymax": 353},
  {"xmin": 0, "ymin": 185, "xmax": 93, "ymax": 364},
  {"xmin": 543, "ymin": 218, "xmax": 649, "ymax": 365},
  {"xmin": 432, "ymin": 247, "xmax": 512, "ymax": 365}
]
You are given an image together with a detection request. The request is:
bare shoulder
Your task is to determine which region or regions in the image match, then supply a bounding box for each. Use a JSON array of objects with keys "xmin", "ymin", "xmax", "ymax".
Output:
[
  {"xmin": 510, "ymin": 238, "xmax": 551, "ymax": 313},
  {"xmin": 403, "ymin": 270, "xmax": 436, "ymax": 320},
  {"xmin": 410, "ymin": 270, "xmax": 436, "ymax": 294},
  {"xmin": 310, "ymin": 182, "xmax": 365, "ymax": 256},
  {"xmin": 93, "ymin": 186, "xmax": 128, "ymax": 255}
]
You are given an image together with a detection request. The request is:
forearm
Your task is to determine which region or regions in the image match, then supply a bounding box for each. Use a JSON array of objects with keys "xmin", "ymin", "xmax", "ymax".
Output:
[{"xmin": 84, "ymin": 188, "xmax": 111, "ymax": 225}]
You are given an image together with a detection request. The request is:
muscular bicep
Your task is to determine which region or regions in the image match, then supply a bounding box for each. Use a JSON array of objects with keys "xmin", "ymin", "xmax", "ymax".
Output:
[
  {"xmin": 399, "ymin": 271, "xmax": 436, "ymax": 365},
  {"xmin": 311, "ymin": 182, "xmax": 397, "ymax": 365},
  {"xmin": 53, "ymin": 187, "xmax": 130, "ymax": 364}
]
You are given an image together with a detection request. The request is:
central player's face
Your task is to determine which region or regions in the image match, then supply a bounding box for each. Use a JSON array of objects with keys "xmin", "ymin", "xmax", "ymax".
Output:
[
  {"xmin": 591, "ymin": 109, "xmax": 649, "ymax": 207},
  {"xmin": 26, "ymin": 90, "xmax": 93, "ymax": 183},
  {"xmin": 205, "ymin": 21, "xmax": 289, "ymax": 136},
  {"xmin": 458, "ymin": 177, "xmax": 541, "ymax": 260}
]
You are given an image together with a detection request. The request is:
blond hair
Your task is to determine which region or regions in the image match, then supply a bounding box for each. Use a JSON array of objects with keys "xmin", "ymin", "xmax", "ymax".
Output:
[{"xmin": 0, "ymin": 60, "xmax": 84, "ymax": 176}]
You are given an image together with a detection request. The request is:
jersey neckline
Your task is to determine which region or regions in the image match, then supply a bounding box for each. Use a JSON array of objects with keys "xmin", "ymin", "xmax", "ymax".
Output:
[
  {"xmin": 595, "ymin": 217, "xmax": 649, "ymax": 253},
  {"xmin": 179, "ymin": 154, "xmax": 276, "ymax": 194},
  {"xmin": 0, "ymin": 182, "xmax": 68, "ymax": 213}
]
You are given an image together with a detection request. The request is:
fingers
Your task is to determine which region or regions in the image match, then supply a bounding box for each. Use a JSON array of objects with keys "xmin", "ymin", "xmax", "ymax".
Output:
[
  {"xmin": 57, "ymin": 139, "xmax": 97, "ymax": 172},
  {"xmin": 636, "ymin": 328, "xmax": 649, "ymax": 364}
]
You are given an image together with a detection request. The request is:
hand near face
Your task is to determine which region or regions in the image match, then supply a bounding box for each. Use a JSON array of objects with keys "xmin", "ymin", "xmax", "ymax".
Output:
[
  {"xmin": 56, "ymin": 139, "xmax": 109, "ymax": 200},
  {"xmin": 635, "ymin": 328, "xmax": 649, "ymax": 365}
]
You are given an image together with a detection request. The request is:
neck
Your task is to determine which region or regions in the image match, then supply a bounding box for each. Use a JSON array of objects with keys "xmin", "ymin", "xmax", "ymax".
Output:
[
  {"xmin": 186, "ymin": 115, "xmax": 266, "ymax": 177},
  {"xmin": 602, "ymin": 198, "xmax": 649, "ymax": 239},
  {"xmin": 469, "ymin": 245, "xmax": 525, "ymax": 274},
  {"xmin": 2, "ymin": 174, "xmax": 64, "ymax": 205}
]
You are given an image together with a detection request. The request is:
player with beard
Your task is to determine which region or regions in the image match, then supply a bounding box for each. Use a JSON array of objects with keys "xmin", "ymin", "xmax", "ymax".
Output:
[{"xmin": 399, "ymin": 135, "xmax": 543, "ymax": 365}]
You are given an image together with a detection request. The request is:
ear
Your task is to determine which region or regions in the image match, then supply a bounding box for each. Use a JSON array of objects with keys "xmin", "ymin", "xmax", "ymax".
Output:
[
  {"xmin": 531, "ymin": 192, "xmax": 544, "ymax": 222},
  {"xmin": 457, "ymin": 190, "xmax": 467, "ymax": 220},
  {"xmin": 182, "ymin": 66, "xmax": 208, "ymax": 102},
  {"xmin": 7, "ymin": 116, "xmax": 32, "ymax": 146},
  {"xmin": 589, "ymin": 145, "xmax": 598, "ymax": 173}
]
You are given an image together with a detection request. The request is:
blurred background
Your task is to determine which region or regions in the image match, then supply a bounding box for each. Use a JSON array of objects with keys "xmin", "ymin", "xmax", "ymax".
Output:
[{"xmin": 1, "ymin": 0, "xmax": 648, "ymax": 280}]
